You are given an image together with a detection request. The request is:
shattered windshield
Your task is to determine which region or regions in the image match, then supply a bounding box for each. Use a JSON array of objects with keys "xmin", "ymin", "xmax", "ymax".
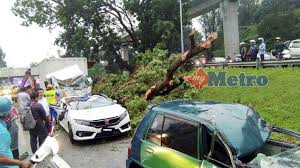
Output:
[
  {"xmin": 249, "ymin": 146, "xmax": 300, "ymax": 167},
  {"xmin": 69, "ymin": 96, "xmax": 113, "ymax": 110}
]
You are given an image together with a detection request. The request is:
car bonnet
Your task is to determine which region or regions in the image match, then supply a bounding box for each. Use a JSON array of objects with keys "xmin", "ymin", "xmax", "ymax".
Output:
[{"xmin": 69, "ymin": 104, "xmax": 126, "ymax": 121}]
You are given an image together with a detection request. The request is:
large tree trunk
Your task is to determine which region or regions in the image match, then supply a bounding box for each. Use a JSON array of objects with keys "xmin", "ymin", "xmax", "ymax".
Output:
[{"xmin": 144, "ymin": 31, "xmax": 218, "ymax": 100}]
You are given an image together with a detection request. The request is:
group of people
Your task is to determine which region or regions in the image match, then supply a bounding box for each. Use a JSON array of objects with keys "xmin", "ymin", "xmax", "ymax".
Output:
[
  {"xmin": 0, "ymin": 84, "xmax": 60, "ymax": 168},
  {"xmin": 239, "ymin": 37, "xmax": 287, "ymax": 61}
]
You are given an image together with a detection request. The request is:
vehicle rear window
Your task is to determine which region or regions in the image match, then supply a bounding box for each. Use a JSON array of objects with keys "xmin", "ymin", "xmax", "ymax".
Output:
[{"xmin": 162, "ymin": 117, "xmax": 198, "ymax": 158}]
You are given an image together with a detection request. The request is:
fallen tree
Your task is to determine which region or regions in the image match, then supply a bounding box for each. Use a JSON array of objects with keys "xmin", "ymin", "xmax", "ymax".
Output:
[{"xmin": 144, "ymin": 31, "xmax": 218, "ymax": 100}]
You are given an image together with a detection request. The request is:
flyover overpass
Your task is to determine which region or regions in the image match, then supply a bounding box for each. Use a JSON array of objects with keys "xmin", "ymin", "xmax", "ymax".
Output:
[{"xmin": 189, "ymin": 0, "xmax": 239, "ymax": 58}]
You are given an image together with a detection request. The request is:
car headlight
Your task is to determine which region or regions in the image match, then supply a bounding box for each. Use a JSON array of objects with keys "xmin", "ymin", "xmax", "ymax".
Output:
[
  {"xmin": 119, "ymin": 111, "xmax": 128, "ymax": 121},
  {"xmin": 74, "ymin": 119, "xmax": 91, "ymax": 126}
]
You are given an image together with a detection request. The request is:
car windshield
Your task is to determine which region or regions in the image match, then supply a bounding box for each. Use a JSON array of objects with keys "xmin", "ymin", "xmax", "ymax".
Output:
[
  {"xmin": 290, "ymin": 41, "xmax": 300, "ymax": 48},
  {"xmin": 69, "ymin": 96, "xmax": 113, "ymax": 110}
]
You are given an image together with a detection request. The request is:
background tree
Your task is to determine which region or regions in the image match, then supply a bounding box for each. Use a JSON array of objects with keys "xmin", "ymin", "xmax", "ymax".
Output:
[
  {"xmin": 238, "ymin": 0, "xmax": 260, "ymax": 26},
  {"xmin": 197, "ymin": 8, "xmax": 222, "ymax": 57},
  {"xmin": 124, "ymin": 0, "xmax": 191, "ymax": 52},
  {"xmin": 12, "ymin": 0, "xmax": 139, "ymax": 72},
  {"xmin": 12, "ymin": 0, "xmax": 191, "ymax": 72},
  {"xmin": 0, "ymin": 47, "xmax": 7, "ymax": 68},
  {"xmin": 257, "ymin": 0, "xmax": 300, "ymax": 47}
]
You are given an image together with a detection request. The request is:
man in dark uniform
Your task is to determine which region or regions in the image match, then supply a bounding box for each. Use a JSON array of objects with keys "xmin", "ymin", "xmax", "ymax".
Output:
[{"xmin": 273, "ymin": 37, "xmax": 287, "ymax": 59}]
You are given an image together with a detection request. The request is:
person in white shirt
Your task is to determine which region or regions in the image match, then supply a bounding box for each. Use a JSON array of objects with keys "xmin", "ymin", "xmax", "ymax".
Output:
[
  {"xmin": 37, "ymin": 88, "xmax": 50, "ymax": 117},
  {"xmin": 257, "ymin": 37, "xmax": 266, "ymax": 61},
  {"xmin": 37, "ymin": 88, "xmax": 51, "ymax": 133}
]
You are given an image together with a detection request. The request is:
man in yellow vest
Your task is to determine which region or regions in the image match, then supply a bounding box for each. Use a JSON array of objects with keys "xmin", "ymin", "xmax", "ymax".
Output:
[{"xmin": 44, "ymin": 84, "xmax": 60, "ymax": 124}]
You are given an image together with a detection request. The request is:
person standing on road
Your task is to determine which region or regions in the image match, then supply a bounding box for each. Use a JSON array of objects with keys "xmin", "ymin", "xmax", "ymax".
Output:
[
  {"xmin": 44, "ymin": 84, "xmax": 60, "ymax": 124},
  {"xmin": 5, "ymin": 103, "xmax": 19, "ymax": 159},
  {"xmin": 37, "ymin": 88, "xmax": 51, "ymax": 133},
  {"xmin": 0, "ymin": 96, "xmax": 31, "ymax": 168},
  {"xmin": 28, "ymin": 91, "xmax": 49, "ymax": 153},
  {"xmin": 17, "ymin": 87, "xmax": 30, "ymax": 129},
  {"xmin": 258, "ymin": 37, "xmax": 266, "ymax": 61}
]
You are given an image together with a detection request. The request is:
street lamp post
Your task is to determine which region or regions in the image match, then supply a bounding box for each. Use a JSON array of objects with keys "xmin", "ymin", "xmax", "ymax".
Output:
[{"xmin": 180, "ymin": 0, "xmax": 184, "ymax": 53}]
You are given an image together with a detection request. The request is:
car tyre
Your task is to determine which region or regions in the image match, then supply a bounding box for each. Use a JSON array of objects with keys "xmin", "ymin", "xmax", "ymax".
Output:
[{"xmin": 68, "ymin": 123, "xmax": 76, "ymax": 144}]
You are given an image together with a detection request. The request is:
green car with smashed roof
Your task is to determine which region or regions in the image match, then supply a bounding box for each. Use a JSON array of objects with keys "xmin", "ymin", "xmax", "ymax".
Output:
[{"xmin": 126, "ymin": 100, "xmax": 300, "ymax": 168}]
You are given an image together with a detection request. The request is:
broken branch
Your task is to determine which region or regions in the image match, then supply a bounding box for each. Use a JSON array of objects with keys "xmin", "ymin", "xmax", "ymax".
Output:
[{"xmin": 144, "ymin": 32, "xmax": 217, "ymax": 100}]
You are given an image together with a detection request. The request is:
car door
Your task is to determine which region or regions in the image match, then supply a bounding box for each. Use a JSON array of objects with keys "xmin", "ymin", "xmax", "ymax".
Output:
[
  {"xmin": 200, "ymin": 126, "xmax": 235, "ymax": 168},
  {"xmin": 57, "ymin": 103, "xmax": 68, "ymax": 131},
  {"xmin": 140, "ymin": 114, "xmax": 201, "ymax": 168}
]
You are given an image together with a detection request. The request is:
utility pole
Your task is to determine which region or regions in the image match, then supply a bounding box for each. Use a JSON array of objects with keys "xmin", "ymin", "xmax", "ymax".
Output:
[{"xmin": 180, "ymin": 0, "xmax": 184, "ymax": 53}]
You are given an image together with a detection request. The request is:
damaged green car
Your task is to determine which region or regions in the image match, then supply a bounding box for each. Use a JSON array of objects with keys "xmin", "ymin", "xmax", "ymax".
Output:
[{"xmin": 126, "ymin": 100, "xmax": 300, "ymax": 168}]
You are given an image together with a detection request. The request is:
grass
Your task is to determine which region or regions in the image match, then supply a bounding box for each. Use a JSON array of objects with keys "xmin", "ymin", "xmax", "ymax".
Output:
[{"xmin": 189, "ymin": 67, "xmax": 300, "ymax": 143}]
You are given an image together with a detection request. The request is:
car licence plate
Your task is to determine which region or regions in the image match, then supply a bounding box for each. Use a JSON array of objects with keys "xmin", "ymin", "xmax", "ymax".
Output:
[{"xmin": 103, "ymin": 128, "xmax": 112, "ymax": 132}]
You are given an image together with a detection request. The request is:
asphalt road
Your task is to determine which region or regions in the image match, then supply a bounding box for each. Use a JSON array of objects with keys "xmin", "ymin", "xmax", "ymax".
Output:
[
  {"xmin": 56, "ymin": 130, "xmax": 130, "ymax": 168},
  {"xmin": 18, "ymin": 124, "xmax": 130, "ymax": 168}
]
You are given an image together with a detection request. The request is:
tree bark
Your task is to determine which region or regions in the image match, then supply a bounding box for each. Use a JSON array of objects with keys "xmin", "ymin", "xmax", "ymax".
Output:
[{"xmin": 144, "ymin": 31, "xmax": 218, "ymax": 100}]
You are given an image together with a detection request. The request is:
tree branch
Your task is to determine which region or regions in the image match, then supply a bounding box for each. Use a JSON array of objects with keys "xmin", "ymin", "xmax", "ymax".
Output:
[
  {"xmin": 144, "ymin": 32, "xmax": 218, "ymax": 100},
  {"xmin": 103, "ymin": 3, "xmax": 138, "ymax": 46},
  {"xmin": 51, "ymin": 0, "xmax": 63, "ymax": 7}
]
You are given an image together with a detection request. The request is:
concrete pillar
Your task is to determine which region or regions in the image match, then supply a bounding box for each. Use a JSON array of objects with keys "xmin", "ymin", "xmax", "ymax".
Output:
[{"xmin": 221, "ymin": 0, "xmax": 239, "ymax": 59}]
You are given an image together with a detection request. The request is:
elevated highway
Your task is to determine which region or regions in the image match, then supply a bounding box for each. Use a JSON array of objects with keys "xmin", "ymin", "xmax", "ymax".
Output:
[{"xmin": 189, "ymin": 0, "xmax": 239, "ymax": 58}]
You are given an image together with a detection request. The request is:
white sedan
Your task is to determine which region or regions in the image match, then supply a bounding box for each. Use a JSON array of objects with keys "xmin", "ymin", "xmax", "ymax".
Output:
[
  {"xmin": 55, "ymin": 94, "xmax": 131, "ymax": 143},
  {"xmin": 288, "ymin": 39, "xmax": 300, "ymax": 58}
]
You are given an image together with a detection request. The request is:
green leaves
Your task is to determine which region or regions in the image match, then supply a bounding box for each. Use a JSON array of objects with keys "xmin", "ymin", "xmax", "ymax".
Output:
[
  {"xmin": 257, "ymin": 0, "xmax": 300, "ymax": 45},
  {"xmin": 12, "ymin": 0, "xmax": 56, "ymax": 28}
]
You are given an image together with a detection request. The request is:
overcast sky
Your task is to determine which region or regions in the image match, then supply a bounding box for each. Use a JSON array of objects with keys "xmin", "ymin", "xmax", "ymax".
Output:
[
  {"xmin": 0, "ymin": 0, "xmax": 201, "ymax": 68},
  {"xmin": 0, "ymin": 0, "xmax": 64, "ymax": 68}
]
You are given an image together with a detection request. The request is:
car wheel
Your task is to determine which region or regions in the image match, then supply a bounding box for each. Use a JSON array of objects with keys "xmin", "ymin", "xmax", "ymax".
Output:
[{"xmin": 68, "ymin": 123, "xmax": 76, "ymax": 144}]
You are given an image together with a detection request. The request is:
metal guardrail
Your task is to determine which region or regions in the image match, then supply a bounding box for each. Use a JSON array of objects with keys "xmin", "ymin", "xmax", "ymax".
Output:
[{"xmin": 195, "ymin": 59, "xmax": 300, "ymax": 68}]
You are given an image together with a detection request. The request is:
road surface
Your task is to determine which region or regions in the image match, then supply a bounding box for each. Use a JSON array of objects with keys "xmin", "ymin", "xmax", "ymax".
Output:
[
  {"xmin": 19, "ymin": 125, "xmax": 130, "ymax": 168},
  {"xmin": 56, "ymin": 130, "xmax": 130, "ymax": 168}
]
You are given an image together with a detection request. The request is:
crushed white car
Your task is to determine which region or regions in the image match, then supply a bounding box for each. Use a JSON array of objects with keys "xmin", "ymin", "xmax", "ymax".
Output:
[{"xmin": 54, "ymin": 94, "xmax": 131, "ymax": 143}]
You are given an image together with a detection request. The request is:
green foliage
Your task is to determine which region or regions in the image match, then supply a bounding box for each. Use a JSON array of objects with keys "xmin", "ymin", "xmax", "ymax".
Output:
[
  {"xmin": 125, "ymin": 97, "xmax": 148, "ymax": 129},
  {"xmin": 88, "ymin": 63, "xmax": 106, "ymax": 77},
  {"xmin": 124, "ymin": 0, "xmax": 191, "ymax": 52},
  {"xmin": 93, "ymin": 47, "xmax": 183, "ymax": 129},
  {"xmin": 238, "ymin": 0, "xmax": 260, "ymax": 26},
  {"xmin": 198, "ymin": 8, "xmax": 222, "ymax": 39},
  {"xmin": 240, "ymin": 25, "xmax": 258, "ymax": 43},
  {"xmin": 212, "ymin": 49, "xmax": 225, "ymax": 58},
  {"xmin": 258, "ymin": 10, "xmax": 300, "ymax": 45},
  {"xmin": 135, "ymin": 46, "xmax": 168, "ymax": 65},
  {"xmin": 0, "ymin": 47, "xmax": 7, "ymax": 68},
  {"xmin": 257, "ymin": 0, "xmax": 300, "ymax": 45}
]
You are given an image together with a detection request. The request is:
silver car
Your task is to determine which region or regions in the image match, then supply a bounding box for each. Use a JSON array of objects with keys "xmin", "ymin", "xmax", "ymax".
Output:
[{"xmin": 288, "ymin": 39, "xmax": 300, "ymax": 58}]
